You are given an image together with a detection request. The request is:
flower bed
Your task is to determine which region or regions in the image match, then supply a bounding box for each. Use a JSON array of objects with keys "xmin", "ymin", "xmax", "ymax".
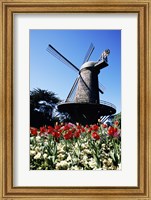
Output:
[{"xmin": 30, "ymin": 121, "xmax": 121, "ymax": 170}]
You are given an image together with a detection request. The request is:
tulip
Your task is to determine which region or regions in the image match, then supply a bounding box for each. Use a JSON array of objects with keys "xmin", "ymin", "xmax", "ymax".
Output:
[
  {"xmin": 92, "ymin": 132, "xmax": 100, "ymax": 140},
  {"xmin": 102, "ymin": 123, "xmax": 107, "ymax": 128},
  {"xmin": 114, "ymin": 121, "xmax": 119, "ymax": 126},
  {"xmin": 91, "ymin": 124, "xmax": 99, "ymax": 131},
  {"xmin": 30, "ymin": 127, "xmax": 38, "ymax": 135}
]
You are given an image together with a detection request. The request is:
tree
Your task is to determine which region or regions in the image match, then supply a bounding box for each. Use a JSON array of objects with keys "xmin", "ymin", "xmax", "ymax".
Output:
[{"xmin": 30, "ymin": 88, "xmax": 61, "ymax": 127}]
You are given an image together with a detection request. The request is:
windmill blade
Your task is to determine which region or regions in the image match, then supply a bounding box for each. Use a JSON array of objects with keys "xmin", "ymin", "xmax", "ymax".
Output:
[
  {"xmin": 47, "ymin": 44, "xmax": 79, "ymax": 72},
  {"xmin": 99, "ymin": 82, "xmax": 105, "ymax": 94},
  {"xmin": 82, "ymin": 43, "xmax": 95, "ymax": 64},
  {"xmin": 65, "ymin": 76, "xmax": 80, "ymax": 102}
]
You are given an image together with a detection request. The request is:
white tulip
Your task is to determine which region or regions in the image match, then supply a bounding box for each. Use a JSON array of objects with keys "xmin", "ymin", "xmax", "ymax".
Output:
[{"xmin": 34, "ymin": 152, "xmax": 41, "ymax": 159}]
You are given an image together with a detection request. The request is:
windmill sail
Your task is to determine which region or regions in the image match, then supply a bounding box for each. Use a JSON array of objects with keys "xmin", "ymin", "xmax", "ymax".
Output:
[
  {"xmin": 99, "ymin": 82, "xmax": 105, "ymax": 94},
  {"xmin": 82, "ymin": 43, "xmax": 95, "ymax": 64},
  {"xmin": 66, "ymin": 76, "xmax": 80, "ymax": 102},
  {"xmin": 47, "ymin": 44, "xmax": 79, "ymax": 72}
]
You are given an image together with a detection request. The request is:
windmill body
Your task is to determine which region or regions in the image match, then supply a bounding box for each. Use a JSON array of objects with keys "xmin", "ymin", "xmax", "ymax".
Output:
[
  {"xmin": 74, "ymin": 61, "xmax": 108, "ymax": 104},
  {"xmin": 47, "ymin": 44, "xmax": 116, "ymax": 125}
]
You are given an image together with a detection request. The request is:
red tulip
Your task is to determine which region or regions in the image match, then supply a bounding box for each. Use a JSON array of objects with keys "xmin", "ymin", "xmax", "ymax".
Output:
[
  {"xmin": 47, "ymin": 126, "xmax": 54, "ymax": 134},
  {"xmin": 51, "ymin": 131, "xmax": 61, "ymax": 138},
  {"xmin": 40, "ymin": 126, "xmax": 47, "ymax": 133},
  {"xmin": 54, "ymin": 125, "xmax": 60, "ymax": 130},
  {"xmin": 114, "ymin": 127, "xmax": 118, "ymax": 133},
  {"xmin": 91, "ymin": 124, "xmax": 99, "ymax": 131},
  {"xmin": 51, "ymin": 131, "xmax": 56, "ymax": 137},
  {"xmin": 76, "ymin": 125, "xmax": 81, "ymax": 129},
  {"xmin": 81, "ymin": 127, "xmax": 85, "ymax": 132},
  {"xmin": 71, "ymin": 128, "xmax": 76, "ymax": 133},
  {"xmin": 88, "ymin": 127, "xmax": 92, "ymax": 133},
  {"xmin": 48, "ymin": 125, "xmax": 53, "ymax": 130},
  {"xmin": 114, "ymin": 121, "xmax": 119, "ymax": 126},
  {"xmin": 63, "ymin": 130, "xmax": 73, "ymax": 140},
  {"xmin": 108, "ymin": 126, "xmax": 118, "ymax": 136},
  {"xmin": 55, "ymin": 132, "xmax": 61, "ymax": 138},
  {"xmin": 30, "ymin": 127, "xmax": 38, "ymax": 135},
  {"xmin": 92, "ymin": 132, "xmax": 100, "ymax": 140},
  {"xmin": 64, "ymin": 133, "xmax": 71, "ymax": 140},
  {"xmin": 108, "ymin": 126, "xmax": 114, "ymax": 136},
  {"xmin": 62, "ymin": 124, "xmax": 70, "ymax": 131},
  {"xmin": 102, "ymin": 123, "xmax": 107, "ymax": 128},
  {"xmin": 74, "ymin": 130, "xmax": 81, "ymax": 138}
]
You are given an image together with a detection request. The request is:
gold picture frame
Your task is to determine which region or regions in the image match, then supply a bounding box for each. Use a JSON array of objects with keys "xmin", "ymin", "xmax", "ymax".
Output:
[{"xmin": 0, "ymin": 0, "xmax": 151, "ymax": 199}]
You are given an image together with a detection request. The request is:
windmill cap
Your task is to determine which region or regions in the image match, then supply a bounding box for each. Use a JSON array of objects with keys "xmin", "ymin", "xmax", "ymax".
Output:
[{"xmin": 80, "ymin": 61, "xmax": 97, "ymax": 70}]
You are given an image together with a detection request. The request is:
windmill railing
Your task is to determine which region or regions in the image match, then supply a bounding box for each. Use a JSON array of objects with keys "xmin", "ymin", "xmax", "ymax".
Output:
[
  {"xmin": 100, "ymin": 100, "xmax": 116, "ymax": 110},
  {"xmin": 59, "ymin": 99, "xmax": 116, "ymax": 110}
]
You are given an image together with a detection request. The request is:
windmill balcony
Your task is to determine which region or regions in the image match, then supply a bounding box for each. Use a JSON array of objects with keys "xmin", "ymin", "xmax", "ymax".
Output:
[
  {"xmin": 58, "ymin": 100, "xmax": 116, "ymax": 125},
  {"xmin": 100, "ymin": 100, "xmax": 116, "ymax": 110},
  {"xmin": 64, "ymin": 98, "xmax": 116, "ymax": 111}
]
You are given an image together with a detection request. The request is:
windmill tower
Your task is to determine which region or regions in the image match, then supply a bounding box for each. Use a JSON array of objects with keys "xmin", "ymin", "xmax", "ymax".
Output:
[{"xmin": 47, "ymin": 44, "xmax": 116, "ymax": 125}]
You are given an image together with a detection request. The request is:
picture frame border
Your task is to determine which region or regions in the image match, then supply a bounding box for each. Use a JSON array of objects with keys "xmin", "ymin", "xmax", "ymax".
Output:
[{"xmin": 0, "ymin": 0, "xmax": 150, "ymax": 199}]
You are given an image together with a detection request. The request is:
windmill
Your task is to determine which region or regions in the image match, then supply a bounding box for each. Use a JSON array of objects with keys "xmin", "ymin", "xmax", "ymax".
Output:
[{"xmin": 47, "ymin": 43, "xmax": 116, "ymax": 125}]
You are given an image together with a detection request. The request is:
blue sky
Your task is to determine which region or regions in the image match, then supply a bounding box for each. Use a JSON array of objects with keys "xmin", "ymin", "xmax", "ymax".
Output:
[{"xmin": 30, "ymin": 30, "xmax": 121, "ymax": 113}]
